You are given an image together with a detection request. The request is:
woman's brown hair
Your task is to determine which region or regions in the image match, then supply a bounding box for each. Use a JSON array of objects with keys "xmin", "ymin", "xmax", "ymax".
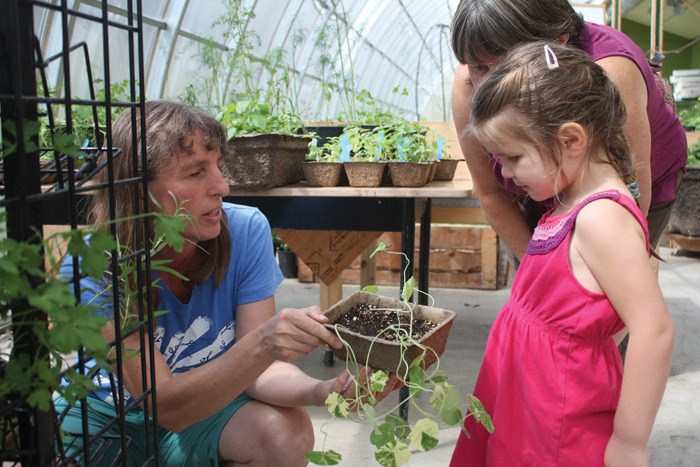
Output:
[{"xmin": 91, "ymin": 100, "xmax": 231, "ymax": 290}]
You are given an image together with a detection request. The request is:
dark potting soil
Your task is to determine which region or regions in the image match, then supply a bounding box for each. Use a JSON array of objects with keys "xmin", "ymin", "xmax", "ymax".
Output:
[{"xmin": 332, "ymin": 303, "xmax": 437, "ymax": 341}]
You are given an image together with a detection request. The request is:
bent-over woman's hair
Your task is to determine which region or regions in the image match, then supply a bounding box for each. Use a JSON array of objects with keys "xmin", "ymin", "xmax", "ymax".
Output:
[
  {"xmin": 450, "ymin": 0, "xmax": 585, "ymax": 65},
  {"xmin": 91, "ymin": 100, "xmax": 231, "ymax": 288},
  {"xmin": 469, "ymin": 41, "xmax": 636, "ymax": 192}
]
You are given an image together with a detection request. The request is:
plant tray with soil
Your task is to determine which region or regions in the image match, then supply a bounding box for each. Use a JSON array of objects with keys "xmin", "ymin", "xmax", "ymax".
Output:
[{"xmin": 323, "ymin": 291, "xmax": 456, "ymax": 373}]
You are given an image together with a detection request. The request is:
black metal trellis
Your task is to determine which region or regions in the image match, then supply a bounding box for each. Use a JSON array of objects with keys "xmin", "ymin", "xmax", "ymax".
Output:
[{"xmin": 0, "ymin": 1, "xmax": 157, "ymax": 465}]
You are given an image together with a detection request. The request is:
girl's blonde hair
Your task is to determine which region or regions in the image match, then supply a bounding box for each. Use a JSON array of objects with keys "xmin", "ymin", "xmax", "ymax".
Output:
[
  {"xmin": 91, "ymin": 100, "xmax": 231, "ymax": 289},
  {"xmin": 469, "ymin": 41, "xmax": 636, "ymax": 190}
]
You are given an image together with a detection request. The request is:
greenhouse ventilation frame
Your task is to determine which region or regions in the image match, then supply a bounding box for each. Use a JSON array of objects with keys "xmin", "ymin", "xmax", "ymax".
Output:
[{"xmin": 0, "ymin": 0, "xmax": 158, "ymax": 465}]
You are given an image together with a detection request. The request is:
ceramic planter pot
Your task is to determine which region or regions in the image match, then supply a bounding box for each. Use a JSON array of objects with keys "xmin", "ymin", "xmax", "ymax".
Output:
[
  {"xmin": 434, "ymin": 158, "xmax": 463, "ymax": 181},
  {"xmin": 387, "ymin": 161, "xmax": 432, "ymax": 187},
  {"xmin": 225, "ymin": 133, "xmax": 310, "ymax": 191},
  {"xmin": 343, "ymin": 161, "xmax": 387, "ymax": 187},
  {"xmin": 668, "ymin": 166, "xmax": 700, "ymax": 238},
  {"xmin": 323, "ymin": 291, "xmax": 456, "ymax": 373},
  {"xmin": 301, "ymin": 161, "xmax": 344, "ymax": 187}
]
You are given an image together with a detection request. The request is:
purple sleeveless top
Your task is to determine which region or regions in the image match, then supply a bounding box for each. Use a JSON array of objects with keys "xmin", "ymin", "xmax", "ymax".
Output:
[{"xmin": 491, "ymin": 22, "xmax": 687, "ymax": 208}]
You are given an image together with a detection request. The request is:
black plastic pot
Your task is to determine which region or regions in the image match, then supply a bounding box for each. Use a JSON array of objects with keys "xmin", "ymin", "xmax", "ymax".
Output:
[{"xmin": 277, "ymin": 250, "xmax": 298, "ymax": 278}]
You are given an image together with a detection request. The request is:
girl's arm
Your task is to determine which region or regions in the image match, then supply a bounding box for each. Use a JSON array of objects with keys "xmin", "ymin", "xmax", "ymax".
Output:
[
  {"xmin": 452, "ymin": 64, "xmax": 533, "ymax": 260},
  {"xmin": 573, "ymin": 201, "xmax": 674, "ymax": 465}
]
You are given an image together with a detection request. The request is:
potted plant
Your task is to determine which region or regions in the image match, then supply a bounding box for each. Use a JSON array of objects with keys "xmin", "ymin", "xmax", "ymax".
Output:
[
  {"xmin": 340, "ymin": 126, "xmax": 388, "ymax": 188},
  {"xmin": 667, "ymin": 137, "xmax": 700, "ymax": 250},
  {"xmin": 381, "ymin": 120, "xmax": 436, "ymax": 187},
  {"xmin": 306, "ymin": 243, "xmax": 493, "ymax": 466},
  {"xmin": 301, "ymin": 135, "xmax": 345, "ymax": 187},
  {"xmin": 217, "ymin": 99, "xmax": 310, "ymax": 191},
  {"xmin": 273, "ymin": 232, "xmax": 299, "ymax": 278}
]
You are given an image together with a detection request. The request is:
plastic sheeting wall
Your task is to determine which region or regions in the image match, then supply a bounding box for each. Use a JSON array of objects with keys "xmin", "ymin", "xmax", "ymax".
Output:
[{"xmin": 34, "ymin": 0, "xmax": 460, "ymax": 121}]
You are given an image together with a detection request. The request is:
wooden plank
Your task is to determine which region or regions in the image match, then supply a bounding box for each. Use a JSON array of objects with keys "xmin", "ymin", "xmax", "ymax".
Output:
[
  {"xmin": 669, "ymin": 233, "xmax": 700, "ymax": 252},
  {"xmin": 359, "ymin": 240, "xmax": 377, "ymax": 288},
  {"xmin": 480, "ymin": 228, "xmax": 499, "ymax": 289},
  {"xmin": 431, "ymin": 206, "xmax": 488, "ymax": 225},
  {"xmin": 276, "ymin": 229, "xmax": 383, "ymax": 285}
]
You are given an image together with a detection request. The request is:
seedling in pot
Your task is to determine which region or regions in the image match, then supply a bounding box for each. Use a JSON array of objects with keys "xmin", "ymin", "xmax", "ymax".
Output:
[{"xmin": 306, "ymin": 243, "xmax": 493, "ymax": 466}]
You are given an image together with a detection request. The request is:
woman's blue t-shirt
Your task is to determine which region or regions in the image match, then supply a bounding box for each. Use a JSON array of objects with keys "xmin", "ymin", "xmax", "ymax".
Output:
[{"xmin": 62, "ymin": 203, "xmax": 284, "ymax": 405}]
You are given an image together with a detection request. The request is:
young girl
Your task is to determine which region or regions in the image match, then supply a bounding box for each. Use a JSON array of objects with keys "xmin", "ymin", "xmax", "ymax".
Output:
[{"xmin": 450, "ymin": 42, "xmax": 674, "ymax": 466}]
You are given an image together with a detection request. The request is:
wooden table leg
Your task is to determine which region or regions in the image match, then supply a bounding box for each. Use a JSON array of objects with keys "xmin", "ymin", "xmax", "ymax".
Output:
[{"xmin": 320, "ymin": 275, "xmax": 343, "ymax": 311}]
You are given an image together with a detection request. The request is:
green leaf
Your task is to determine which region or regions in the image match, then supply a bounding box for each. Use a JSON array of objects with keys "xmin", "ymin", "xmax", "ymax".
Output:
[
  {"xmin": 370, "ymin": 422, "xmax": 396, "ymax": 448},
  {"xmin": 408, "ymin": 418, "xmax": 439, "ymax": 451},
  {"xmin": 374, "ymin": 440, "xmax": 410, "ymax": 467},
  {"xmin": 362, "ymin": 285, "xmax": 379, "ymax": 293},
  {"xmin": 429, "ymin": 383, "xmax": 464, "ymax": 426},
  {"xmin": 53, "ymin": 132, "xmax": 82, "ymax": 158},
  {"xmin": 467, "ymin": 394, "xmax": 494, "ymax": 433},
  {"xmin": 153, "ymin": 214, "xmax": 187, "ymax": 252},
  {"xmin": 370, "ymin": 242, "xmax": 388, "ymax": 258},
  {"xmin": 369, "ymin": 370, "xmax": 389, "ymax": 393},
  {"xmin": 325, "ymin": 392, "xmax": 349, "ymax": 418},
  {"xmin": 27, "ymin": 388, "xmax": 53, "ymax": 411},
  {"xmin": 305, "ymin": 450, "xmax": 342, "ymax": 465},
  {"xmin": 236, "ymin": 100, "xmax": 251, "ymax": 114},
  {"xmin": 401, "ymin": 276, "xmax": 414, "ymax": 303},
  {"xmin": 384, "ymin": 413, "xmax": 411, "ymax": 440}
]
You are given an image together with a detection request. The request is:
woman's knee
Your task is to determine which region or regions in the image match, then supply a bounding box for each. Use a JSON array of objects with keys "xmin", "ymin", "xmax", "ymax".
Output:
[
  {"xmin": 261, "ymin": 406, "xmax": 314, "ymax": 455},
  {"xmin": 220, "ymin": 402, "xmax": 314, "ymax": 465}
]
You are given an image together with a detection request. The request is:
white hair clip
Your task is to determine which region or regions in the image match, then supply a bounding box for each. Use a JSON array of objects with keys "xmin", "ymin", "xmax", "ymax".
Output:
[{"xmin": 544, "ymin": 45, "xmax": 559, "ymax": 69}]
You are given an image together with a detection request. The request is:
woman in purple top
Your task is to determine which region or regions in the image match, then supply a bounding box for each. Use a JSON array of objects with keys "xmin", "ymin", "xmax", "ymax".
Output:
[{"xmin": 450, "ymin": 0, "xmax": 687, "ymax": 257}]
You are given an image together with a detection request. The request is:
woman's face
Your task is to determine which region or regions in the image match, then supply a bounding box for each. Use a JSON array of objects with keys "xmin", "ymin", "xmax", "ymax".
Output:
[
  {"xmin": 467, "ymin": 53, "xmax": 501, "ymax": 87},
  {"xmin": 148, "ymin": 131, "xmax": 229, "ymax": 244}
]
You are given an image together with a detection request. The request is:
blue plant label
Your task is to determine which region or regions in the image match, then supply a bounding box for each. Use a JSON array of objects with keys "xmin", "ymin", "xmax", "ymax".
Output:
[
  {"xmin": 310, "ymin": 138, "xmax": 318, "ymax": 147},
  {"xmin": 339, "ymin": 134, "xmax": 351, "ymax": 162},
  {"xmin": 374, "ymin": 131, "xmax": 384, "ymax": 160},
  {"xmin": 397, "ymin": 138, "xmax": 407, "ymax": 162},
  {"xmin": 436, "ymin": 137, "xmax": 444, "ymax": 160},
  {"xmin": 82, "ymin": 138, "xmax": 90, "ymax": 149}
]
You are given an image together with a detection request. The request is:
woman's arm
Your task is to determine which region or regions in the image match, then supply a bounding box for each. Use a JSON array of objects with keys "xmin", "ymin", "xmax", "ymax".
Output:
[
  {"xmin": 452, "ymin": 64, "xmax": 533, "ymax": 259},
  {"xmin": 108, "ymin": 297, "xmax": 342, "ymax": 432},
  {"xmin": 596, "ymin": 56, "xmax": 652, "ymax": 215},
  {"xmin": 573, "ymin": 202, "xmax": 674, "ymax": 465}
]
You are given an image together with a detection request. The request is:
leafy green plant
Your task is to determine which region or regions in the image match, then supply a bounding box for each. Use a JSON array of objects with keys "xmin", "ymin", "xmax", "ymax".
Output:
[
  {"xmin": 0, "ymin": 204, "xmax": 189, "ymax": 411},
  {"xmin": 306, "ymin": 243, "xmax": 493, "ymax": 467},
  {"xmin": 37, "ymin": 79, "xmax": 132, "ymax": 153},
  {"xmin": 688, "ymin": 140, "xmax": 700, "ymax": 167},
  {"xmin": 307, "ymin": 135, "xmax": 342, "ymax": 162},
  {"xmin": 216, "ymin": 100, "xmax": 305, "ymax": 140},
  {"xmin": 679, "ymin": 101, "xmax": 700, "ymax": 130},
  {"xmin": 380, "ymin": 120, "xmax": 439, "ymax": 163}
]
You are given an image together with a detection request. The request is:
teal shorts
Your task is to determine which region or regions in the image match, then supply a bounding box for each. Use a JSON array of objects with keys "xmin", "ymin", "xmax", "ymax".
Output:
[{"xmin": 54, "ymin": 392, "xmax": 252, "ymax": 466}]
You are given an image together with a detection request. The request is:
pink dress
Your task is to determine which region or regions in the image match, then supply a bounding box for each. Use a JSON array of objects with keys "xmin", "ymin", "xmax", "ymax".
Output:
[{"xmin": 450, "ymin": 191, "xmax": 649, "ymax": 466}]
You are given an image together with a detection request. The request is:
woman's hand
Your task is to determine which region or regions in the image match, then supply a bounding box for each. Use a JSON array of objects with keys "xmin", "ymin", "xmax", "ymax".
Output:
[
  {"xmin": 257, "ymin": 306, "xmax": 343, "ymax": 362},
  {"xmin": 312, "ymin": 367, "xmax": 403, "ymax": 408}
]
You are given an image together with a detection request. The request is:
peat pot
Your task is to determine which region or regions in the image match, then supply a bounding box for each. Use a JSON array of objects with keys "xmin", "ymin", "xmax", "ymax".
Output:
[
  {"xmin": 387, "ymin": 161, "xmax": 432, "ymax": 187},
  {"xmin": 323, "ymin": 291, "xmax": 456, "ymax": 373},
  {"xmin": 225, "ymin": 133, "xmax": 310, "ymax": 191},
  {"xmin": 434, "ymin": 158, "xmax": 463, "ymax": 181},
  {"xmin": 301, "ymin": 161, "xmax": 344, "ymax": 187},
  {"xmin": 343, "ymin": 161, "xmax": 387, "ymax": 188}
]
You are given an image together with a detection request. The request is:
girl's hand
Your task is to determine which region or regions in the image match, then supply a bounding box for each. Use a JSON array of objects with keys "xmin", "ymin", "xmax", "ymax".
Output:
[{"xmin": 604, "ymin": 433, "xmax": 648, "ymax": 467}]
